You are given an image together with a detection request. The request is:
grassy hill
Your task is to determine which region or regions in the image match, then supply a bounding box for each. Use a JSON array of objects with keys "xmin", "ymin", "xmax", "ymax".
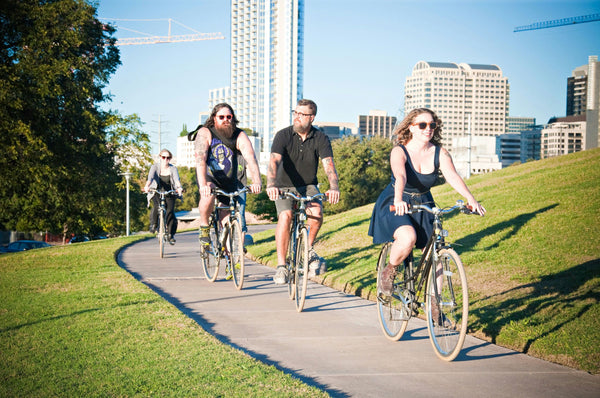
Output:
[{"xmin": 248, "ymin": 147, "xmax": 600, "ymax": 374}]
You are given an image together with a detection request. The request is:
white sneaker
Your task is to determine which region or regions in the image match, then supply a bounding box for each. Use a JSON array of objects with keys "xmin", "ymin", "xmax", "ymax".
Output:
[
  {"xmin": 308, "ymin": 248, "xmax": 321, "ymax": 271},
  {"xmin": 273, "ymin": 266, "xmax": 288, "ymax": 285}
]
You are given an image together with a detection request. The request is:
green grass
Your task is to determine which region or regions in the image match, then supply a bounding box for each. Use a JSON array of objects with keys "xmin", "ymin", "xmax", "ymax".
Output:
[
  {"xmin": 248, "ymin": 148, "xmax": 600, "ymax": 374},
  {"xmin": 0, "ymin": 237, "xmax": 327, "ymax": 397}
]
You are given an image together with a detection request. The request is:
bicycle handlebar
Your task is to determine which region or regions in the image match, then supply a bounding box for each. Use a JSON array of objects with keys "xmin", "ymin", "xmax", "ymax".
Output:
[
  {"xmin": 148, "ymin": 189, "xmax": 179, "ymax": 197},
  {"xmin": 212, "ymin": 186, "xmax": 249, "ymax": 198},
  {"xmin": 389, "ymin": 200, "xmax": 477, "ymax": 216},
  {"xmin": 281, "ymin": 191, "xmax": 327, "ymax": 203}
]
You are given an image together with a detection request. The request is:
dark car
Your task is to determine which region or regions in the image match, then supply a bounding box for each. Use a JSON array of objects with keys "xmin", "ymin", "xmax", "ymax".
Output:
[
  {"xmin": 0, "ymin": 240, "xmax": 51, "ymax": 253},
  {"xmin": 68, "ymin": 235, "xmax": 90, "ymax": 244}
]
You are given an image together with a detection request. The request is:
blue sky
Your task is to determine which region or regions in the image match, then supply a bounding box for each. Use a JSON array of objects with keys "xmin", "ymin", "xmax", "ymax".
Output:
[{"xmin": 96, "ymin": 0, "xmax": 600, "ymax": 154}]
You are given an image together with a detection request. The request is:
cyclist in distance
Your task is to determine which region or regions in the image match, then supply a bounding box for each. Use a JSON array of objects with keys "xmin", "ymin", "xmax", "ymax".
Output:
[
  {"xmin": 143, "ymin": 148, "xmax": 183, "ymax": 244},
  {"xmin": 368, "ymin": 108, "xmax": 486, "ymax": 296},
  {"xmin": 195, "ymin": 103, "xmax": 262, "ymax": 245},
  {"xmin": 267, "ymin": 99, "xmax": 340, "ymax": 284}
]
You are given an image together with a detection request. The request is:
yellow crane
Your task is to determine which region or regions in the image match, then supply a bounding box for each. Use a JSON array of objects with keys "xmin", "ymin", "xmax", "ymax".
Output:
[
  {"xmin": 514, "ymin": 13, "xmax": 600, "ymax": 32},
  {"xmin": 101, "ymin": 18, "xmax": 225, "ymax": 46}
]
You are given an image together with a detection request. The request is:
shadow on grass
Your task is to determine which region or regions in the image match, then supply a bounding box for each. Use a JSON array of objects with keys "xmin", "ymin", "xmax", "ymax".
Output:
[{"xmin": 469, "ymin": 258, "xmax": 600, "ymax": 352}]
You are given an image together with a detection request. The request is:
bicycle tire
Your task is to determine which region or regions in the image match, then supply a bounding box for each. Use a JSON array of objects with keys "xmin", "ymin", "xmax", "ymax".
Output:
[
  {"xmin": 426, "ymin": 248, "xmax": 469, "ymax": 361},
  {"xmin": 230, "ymin": 218, "xmax": 245, "ymax": 290},
  {"xmin": 158, "ymin": 209, "xmax": 165, "ymax": 259},
  {"xmin": 201, "ymin": 217, "xmax": 220, "ymax": 282},
  {"xmin": 294, "ymin": 227, "xmax": 309, "ymax": 312},
  {"xmin": 376, "ymin": 243, "xmax": 410, "ymax": 341},
  {"xmin": 286, "ymin": 226, "xmax": 296, "ymax": 300}
]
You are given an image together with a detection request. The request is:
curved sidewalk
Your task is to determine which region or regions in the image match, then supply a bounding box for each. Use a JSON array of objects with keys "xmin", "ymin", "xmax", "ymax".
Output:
[{"xmin": 118, "ymin": 229, "xmax": 599, "ymax": 398}]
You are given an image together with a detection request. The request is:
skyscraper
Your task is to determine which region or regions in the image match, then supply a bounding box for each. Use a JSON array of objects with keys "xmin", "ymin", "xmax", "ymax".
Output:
[
  {"xmin": 404, "ymin": 61, "xmax": 510, "ymax": 152},
  {"xmin": 566, "ymin": 55, "xmax": 599, "ymax": 149},
  {"xmin": 209, "ymin": 0, "xmax": 304, "ymax": 167}
]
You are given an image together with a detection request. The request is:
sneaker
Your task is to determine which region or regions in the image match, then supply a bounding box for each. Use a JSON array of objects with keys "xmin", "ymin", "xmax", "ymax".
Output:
[
  {"xmin": 169, "ymin": 235, "xmax": 176, "ymax": 245},
  {"xmin": 379, "ymin": 263, "xmax": 397, "ymax": 296},
  {"xmin": 308, "ymin": 248, "xmax": 321, "ymax": 271},
  {"xmin": 199, "ymin": 226, "xmax": 210, "ymax": 247},
  {"xmin": 273, "ymin": 265, "xmax": 288, "ymax": 285},
  {"xmin": 149, "ymin": 225, "xmax": 156, "ymax": 234}
]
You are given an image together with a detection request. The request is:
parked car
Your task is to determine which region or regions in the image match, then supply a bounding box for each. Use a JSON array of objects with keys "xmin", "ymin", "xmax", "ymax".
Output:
[
  {"xmin": 0, "ymin": 240, "xmax": 51, "ymax": 253},
  {"xmin": 68, "ymin": 235, "xmax": 90, "ymax": 244}
]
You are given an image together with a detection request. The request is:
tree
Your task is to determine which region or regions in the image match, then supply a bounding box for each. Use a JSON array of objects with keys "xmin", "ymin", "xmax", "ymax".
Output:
[
  {"xmin": 317, "ymin": 136, "xmax": 393, "ymax": 215},
  {"xmin": 0, "ymin": 0, "xmax": 123, "ymax": 239}
]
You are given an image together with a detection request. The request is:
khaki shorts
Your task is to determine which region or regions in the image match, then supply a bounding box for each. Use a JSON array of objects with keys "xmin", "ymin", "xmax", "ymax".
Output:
[{"xmin": 275, "ymin": 185, "xmax": 322, "ymax": 215}]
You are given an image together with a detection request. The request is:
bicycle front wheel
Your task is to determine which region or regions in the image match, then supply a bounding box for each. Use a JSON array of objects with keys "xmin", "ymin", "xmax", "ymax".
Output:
[
  {"xmin": 426, "ymin": 248, "xmax": 469, "ymax": 361},
  {"xmin": 158, "ymin": 209, "xmax": 165, "ymax": 259},
  {"xmin": 376, "ymin": 243, "xmax": 410, "ymax": 341},
  {"xmin": 286, "ymin": 227, "xmax": 296, "ymax": 300},
  {"xmin": 230, "ymin": 218, "xmax": 245, "ymax": 290},
  {"xmin": 294, "ymin": 227, "xmax": 309, "ymax": 312},
  {"xmin": 201, "ymin": 221, "xmax": 220, "ymax": 282}
]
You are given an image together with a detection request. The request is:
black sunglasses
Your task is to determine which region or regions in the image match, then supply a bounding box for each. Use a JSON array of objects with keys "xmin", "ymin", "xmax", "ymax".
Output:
[{"xmin": 411, "ymin": 122, "xmax": 437, "ymax": 130}]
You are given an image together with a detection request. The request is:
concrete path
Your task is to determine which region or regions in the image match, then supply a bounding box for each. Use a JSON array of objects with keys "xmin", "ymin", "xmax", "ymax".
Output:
[{"xmin": 117, "ymin": 228, "xmax": 600, "ymax": 398}]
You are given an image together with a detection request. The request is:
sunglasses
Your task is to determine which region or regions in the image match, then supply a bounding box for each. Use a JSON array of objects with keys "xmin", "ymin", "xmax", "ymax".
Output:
[
  {"xmin": 411, "ymin": 122, "xmax": 437, "ymax": 130},
  {"xmin": 217, "ymin": 114, "xmax": 233, "ymax": 120},
  {"xmin": 161, "ymin": 155, "xmax": 171, "ymax": 160}
]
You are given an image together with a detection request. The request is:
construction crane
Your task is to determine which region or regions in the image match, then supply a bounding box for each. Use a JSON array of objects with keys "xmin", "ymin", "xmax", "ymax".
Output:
[
  {"xmin": 514, "ymin": 13, "xmax": 600, "ymax": 32},
  {"xmin": 101, "ymin": 18, "xmax": 225, "ymax": 46}
]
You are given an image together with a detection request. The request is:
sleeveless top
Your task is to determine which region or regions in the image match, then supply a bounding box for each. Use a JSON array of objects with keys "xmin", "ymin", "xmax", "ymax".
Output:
[{"xmin": 206, "ymin": 127, "xmax": 242, "ymax": 191}]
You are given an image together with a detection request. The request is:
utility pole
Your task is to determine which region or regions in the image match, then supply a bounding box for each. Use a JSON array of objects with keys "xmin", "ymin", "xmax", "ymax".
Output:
[
  {"xmin": 120, "ymin": 172, "xmax": 133, "ymax": 236},
  {"xmin": 152, "ymin": 115, "xmax": 168, "ymax": 154},
  {"xmin": 466, "ymin": 113, "xmax": 472, "ymax": 179}
]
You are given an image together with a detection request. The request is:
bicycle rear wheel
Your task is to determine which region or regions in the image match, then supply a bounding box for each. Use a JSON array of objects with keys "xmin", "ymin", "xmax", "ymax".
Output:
[
  {"xmin": 426, "ymin": 248, "xmax": 468, "ymax": 361},
  {"xmin": 294, "ymin": 227, "xmax": 309, "ymax": 312},
  {"xmin": 376, "ymin": 243, "xmax": 410, "ymax": 341},
  {"xmin": 230, "ymin": 218, "xmax": 245, "ymax": 290},
  {"xmin": 158, "ymin": 209, "xmax": 165, "ymax": 259},
  {"xmin": 201, "ymin": 219, "xmax": 220, "ymax": 282}
]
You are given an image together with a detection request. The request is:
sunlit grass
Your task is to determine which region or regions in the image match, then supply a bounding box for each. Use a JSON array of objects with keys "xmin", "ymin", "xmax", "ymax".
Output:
[{"xmin": 248, "ymin": 148, "xmax": 600, "ymax": 374}]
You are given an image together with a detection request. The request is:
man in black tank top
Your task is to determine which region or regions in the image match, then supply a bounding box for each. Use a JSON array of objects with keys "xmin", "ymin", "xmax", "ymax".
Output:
[{"xmin": 194, "ymin": 103, "xmax": 262, "ymax": 246}]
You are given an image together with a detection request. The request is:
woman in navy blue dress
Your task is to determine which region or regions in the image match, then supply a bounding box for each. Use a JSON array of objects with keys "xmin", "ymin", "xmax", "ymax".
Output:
[{"xmin": 368, "ymin": 108, "xmax": 486, "ymax": 295}]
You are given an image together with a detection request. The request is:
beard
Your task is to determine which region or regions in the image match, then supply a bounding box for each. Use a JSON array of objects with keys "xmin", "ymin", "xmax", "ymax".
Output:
[
  {"xmin": 215, "ymin": 123, "xmax": 234, "ymax": 138},
  {"xmin": 293, "ymin": 121, "xmax": 310, "ymax": 134}
]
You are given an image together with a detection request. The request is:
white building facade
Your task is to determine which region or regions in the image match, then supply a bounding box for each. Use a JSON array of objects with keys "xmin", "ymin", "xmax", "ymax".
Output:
[
  {"xmin": 209, "ymin": 0, "xmax": 303, "ymax": 168},
  {"xmin": 404, "ymin": 61, "xmax": 510, "ymax": 152}
]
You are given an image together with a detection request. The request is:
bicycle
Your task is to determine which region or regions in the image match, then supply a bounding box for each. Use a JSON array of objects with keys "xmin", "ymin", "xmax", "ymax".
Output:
[
  {"xmin": 281, "ymin": 191, "xmax": 327, "ymax": 312},
  {"xmin": 376, "ymin": 200, "xmax": 477, "ymax": 361},
  {"xmin": 148, "ymin": 189, "xmax": 178, "ymax": 259},
  {"xmin": 200, "ymin": 187, "xmax": 248, "ymax": 290}
]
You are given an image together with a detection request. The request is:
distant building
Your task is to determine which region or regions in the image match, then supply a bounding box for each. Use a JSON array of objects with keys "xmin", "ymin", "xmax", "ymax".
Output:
[
  {"xmin": 541, "ymin": 115, "xmax": 586, "ymax": 159},
  {"xmin": 452, "ymin": 136, "xmax": 502, "ymax": 177},
  {"xmin": 405, "ymin": 61, "xmax": 510, "ymax": 152},
  {"xmin": 313, "ymin": 122, "xmax": 355, "ymax": 141},
  {"xmin": 495, "ymin": 126, "xmax": 542, "ymax": 167},
  {"xmin": 506, "ymin": 116, "xmax": 536, "ymax": 134},
  {"xmin": 358, "ymin": 110, "xmax": 397, "ymax": 139},
  {"xmin": 496, "ymin": 134, "xmax": 521, "ymax": 167},
  {"xmin": 520, "ymin": 129, "xmax": 542, "ymax": 163}
]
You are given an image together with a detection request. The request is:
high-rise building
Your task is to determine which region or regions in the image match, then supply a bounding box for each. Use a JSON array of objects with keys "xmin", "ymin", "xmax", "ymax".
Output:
[
  {"xmin": 507, "ymin": 116, "xmax": 536, "ymax": 134},
  {"xmin": 358, "ymin": 110, "xmax": 397, "ymax": 139},
  {"xmin": 209, "ymin": 0, "xmax": 304, "ymax": 168},
  {"xmin": 567, "ymin": 56, "xmax": 600, "ymax": 149},
  {"xmin": 404, "ymin": 61, "xmax": 510, "ymax": 152}
]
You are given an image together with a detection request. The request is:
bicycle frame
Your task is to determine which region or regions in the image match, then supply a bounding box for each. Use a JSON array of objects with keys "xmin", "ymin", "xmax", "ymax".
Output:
[
  {"xmin": 148, "ymin": 189, "xmax": 177, "ymax": 258},
  {"xmin": 201, "ymin": 187, "xmax": 248, "ymax": 289}
]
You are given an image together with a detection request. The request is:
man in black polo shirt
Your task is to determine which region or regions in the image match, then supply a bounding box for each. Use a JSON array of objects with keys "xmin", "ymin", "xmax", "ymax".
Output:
[{"xmin": 266, "ymin": 99, "xmax": 340, "ymax": 284}]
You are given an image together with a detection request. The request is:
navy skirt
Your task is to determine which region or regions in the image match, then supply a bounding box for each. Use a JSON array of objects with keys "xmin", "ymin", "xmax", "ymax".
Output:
[{"xmin": 368, "ymin": 182, "xmax": 435, "ymax": 249}]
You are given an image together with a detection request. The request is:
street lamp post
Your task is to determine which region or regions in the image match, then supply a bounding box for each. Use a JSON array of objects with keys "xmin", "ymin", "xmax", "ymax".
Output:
[{"xmin": 120, "ymin": 172, "xmax": 133, "ymax": 236}]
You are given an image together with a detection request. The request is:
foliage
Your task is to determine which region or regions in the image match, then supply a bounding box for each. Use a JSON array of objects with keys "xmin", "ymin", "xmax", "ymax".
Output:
[
  {"xmin": 317, "ymin": 136, "xmax": 393, "ymax": 215},
  {"xmin": 176, "ymin": 166, "xmax": 199, "ymax": 212},
  {"xmin": 248, "ymin": 147, "xmax": 600, "ymax": 374},
  {"xmin": 0, "ymin": 0, "xmax": 128, "ymax": 237},
  {"xmin": 246, "ymin": 174, "xmax": 277, "ymax": 221}
]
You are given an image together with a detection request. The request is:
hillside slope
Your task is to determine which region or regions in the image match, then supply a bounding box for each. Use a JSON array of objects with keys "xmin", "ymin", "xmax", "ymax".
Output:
[{"xmin": 248, "ymin": 147, "xmax": 600, "ymax": 373}]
